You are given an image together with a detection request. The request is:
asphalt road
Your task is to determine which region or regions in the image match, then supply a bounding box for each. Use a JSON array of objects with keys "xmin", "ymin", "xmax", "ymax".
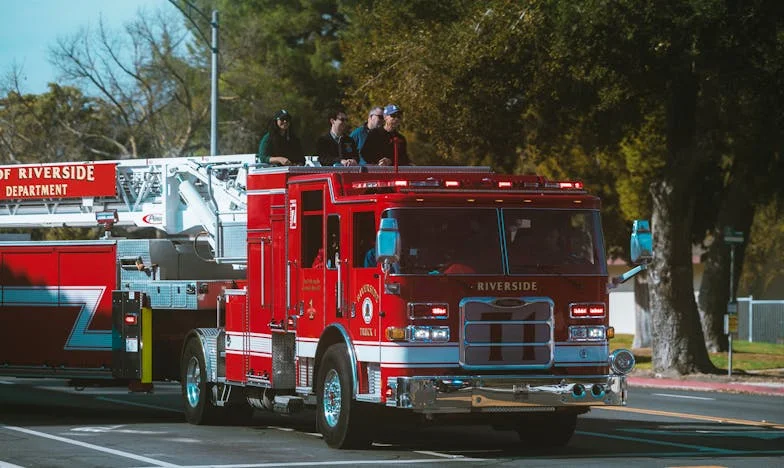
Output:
[{"xmin": 1, "ymin": 378, "xmax": 782, "ymax": 467}]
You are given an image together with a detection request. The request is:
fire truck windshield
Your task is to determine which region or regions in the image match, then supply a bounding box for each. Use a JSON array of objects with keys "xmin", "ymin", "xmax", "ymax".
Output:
[
  {"xmin": 384, "ymin": 208, "xmax": 605, "ymax": 275},
  {"xmin": 503, "ymin": 208, "xmax": 606, "ymax": 275}
]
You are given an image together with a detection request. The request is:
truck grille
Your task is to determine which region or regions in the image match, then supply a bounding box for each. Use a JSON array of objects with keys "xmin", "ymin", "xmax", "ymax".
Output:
[{"xmin": 459, "ymin": 297, "xmax": 553, "ymax": 369}]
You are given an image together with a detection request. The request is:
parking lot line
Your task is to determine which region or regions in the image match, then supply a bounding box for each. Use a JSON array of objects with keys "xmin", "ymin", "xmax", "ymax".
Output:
[{"xmin": 0, "ymin": 425, "xmax": 180, "ymax": 467}]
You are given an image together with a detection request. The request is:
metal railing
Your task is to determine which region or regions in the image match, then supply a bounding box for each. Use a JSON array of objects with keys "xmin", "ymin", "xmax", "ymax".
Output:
[{"xmin": 737, "ymin": 296, "xmax": 784, "ymax": 344}]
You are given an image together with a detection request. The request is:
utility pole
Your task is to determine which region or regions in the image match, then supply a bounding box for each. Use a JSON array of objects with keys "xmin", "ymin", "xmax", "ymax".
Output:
[
  {"xmin": 210, "ymin": 10, "xmax": 219, "ymax": 156},
  {"xmin": 168, "ymin": 1, "xmax": 219, "ymax": 155}
]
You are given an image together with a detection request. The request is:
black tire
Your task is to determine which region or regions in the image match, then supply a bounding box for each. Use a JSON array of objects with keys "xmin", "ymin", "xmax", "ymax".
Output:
[
  {"xmin": 316, "ymin": 344, "xmax": 372, "ymax": 449},
  {"xmin": 516, "ymin": 412, "xmax": 578, "ymax": 448},
  {"xmin": 181, "ymin": 338, "xmax": 219, "ymax": 425}
]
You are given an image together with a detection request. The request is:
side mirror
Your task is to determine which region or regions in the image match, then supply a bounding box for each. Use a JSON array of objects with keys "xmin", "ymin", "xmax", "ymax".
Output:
[
  {"xmin": 609, "ymin": 219, "xmax": 653, "ymax": 290},
  {"xmin": 376, "ymin": 218, "xmax": 401, "ymax": 270},
  {"xmin": 630, "ymin": 219, "xmax": 652, "ymax": 264}
]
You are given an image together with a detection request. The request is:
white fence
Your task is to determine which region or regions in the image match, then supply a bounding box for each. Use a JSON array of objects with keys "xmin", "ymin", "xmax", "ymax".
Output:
[
  {"xmin": 610, "ymin": 293, "xmax": 784, "ymax": 344},
  {"xmin": 737, "ymin": 296, "xmax": 784, "ymax": 344},
  {"xmin": 609, "ymin": 291, "xmax": 636, "ymax": 335}
]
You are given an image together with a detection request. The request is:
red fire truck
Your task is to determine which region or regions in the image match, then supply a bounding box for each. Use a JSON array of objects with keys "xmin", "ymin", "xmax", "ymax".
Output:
[{"xmin": 0, "ymin": 156, "xmax": 646, "ymax": 449}]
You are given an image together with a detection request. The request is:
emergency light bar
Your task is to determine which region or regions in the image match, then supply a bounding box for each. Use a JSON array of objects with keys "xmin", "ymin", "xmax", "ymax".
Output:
[{"xmin": 350, "ymin": 178, "xmax": 585, "ymax": 192}]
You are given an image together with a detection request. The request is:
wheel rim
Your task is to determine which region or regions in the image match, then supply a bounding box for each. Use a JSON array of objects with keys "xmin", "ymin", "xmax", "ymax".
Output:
[
  {"xmin": 185, "ymin": 355, "xmax": 201, "ymax": 408},
  {"xmin": 322, "ymin": 368, "xmax": 341, "ymax": 428}
]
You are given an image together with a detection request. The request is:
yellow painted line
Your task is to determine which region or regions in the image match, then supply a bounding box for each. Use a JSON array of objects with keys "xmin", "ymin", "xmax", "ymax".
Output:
[{"xmin": 596, "ymin": 406, "xmax": 784, "ymax": 429}]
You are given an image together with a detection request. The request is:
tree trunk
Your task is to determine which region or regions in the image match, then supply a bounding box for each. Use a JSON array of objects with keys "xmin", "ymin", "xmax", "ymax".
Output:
[
  {"xmin": 647, "ymin": 70, "xmax": 716, "ymax": 376},
  {"xmin": 649, "ymin": 179, "xmax": 716, "ymax": 375},
  {"xmin": 632, "ymin": 273, "xmax": 651, "ymax": 348},
  {"xmin": 697, "ymin": 177, "xmax": 754, "ymax": 352}
]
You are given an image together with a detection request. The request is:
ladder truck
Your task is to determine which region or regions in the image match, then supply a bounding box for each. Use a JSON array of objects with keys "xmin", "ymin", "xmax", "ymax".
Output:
[
  {"xmin": 0, "ymin": 155, "xmax": 253, "ymax": 383},
  {"xmin": 0, "ymin": 155, "xmax": 650, "ymax": 449}
]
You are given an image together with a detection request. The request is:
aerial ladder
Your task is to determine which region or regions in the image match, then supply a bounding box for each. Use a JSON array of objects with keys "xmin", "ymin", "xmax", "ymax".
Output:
[{"xmin": 0, "ymin": 154, "xmax": 257, "ymax": 265}]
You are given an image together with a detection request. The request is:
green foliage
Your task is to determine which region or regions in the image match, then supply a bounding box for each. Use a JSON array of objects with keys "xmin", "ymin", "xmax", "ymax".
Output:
[
  {"xmin": 2, "ymin": 0, "xmax": 783, "ymax": 293},
  {"xmin": 182, "ymin": 0, "xmax": 350, "ymax": 154},
  {"xmin": 0, "ymin": 84, "xmax": 114, "ymax": 164},
  {"xmin": 616, "ymin": 111, "xmax": 667, "ymax": 221},
  {"xmin": 739, "ymin": 196, "xmax": 784, "ymax": 297}
]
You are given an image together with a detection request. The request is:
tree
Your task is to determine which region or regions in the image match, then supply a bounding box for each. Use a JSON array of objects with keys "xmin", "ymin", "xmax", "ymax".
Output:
[
  {"xmin": 339, "ymin": 0, "xmax": 748, "ymax": 374},
  {"xmin": 0, "ymin": 71, "xmax": 114, "ymax": 164},
  {"xmin": 740, "ymin": 197, "xmax": 784, "ymax": 297},
  {"xmin": 181, "ymin": 0, "xmax": 349, "ymax": 154},
  {"xmin": 695, "ymin": 0, "xmax": 784, "ymax": 350},
  {"xmin": 50, "ymin": 8, "xmax": 210, "ymax": 158}
]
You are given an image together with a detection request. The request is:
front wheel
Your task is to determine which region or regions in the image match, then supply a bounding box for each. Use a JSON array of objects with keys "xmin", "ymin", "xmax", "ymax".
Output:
[
  {"xmin": 316, "ymin": 344, "xmax": 371, "ymax": 449},
  {"xmin": 181, "ymin": 338, "xmax": 218, "ymax": 425}
]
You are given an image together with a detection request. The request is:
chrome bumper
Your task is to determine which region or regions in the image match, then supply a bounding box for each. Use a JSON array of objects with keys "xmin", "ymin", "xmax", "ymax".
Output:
[{"xmin": 386, "ymin": 374, "xmax": 628, "ymax": 413}]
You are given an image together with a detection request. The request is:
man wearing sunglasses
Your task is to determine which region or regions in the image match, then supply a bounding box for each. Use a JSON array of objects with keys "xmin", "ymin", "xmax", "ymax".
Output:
[
  {"xmin": 349, "ymin": 106, "xmax": 384, "ymax": 162},
  {"xmin": 316, "ymin": 109, "xmax": 359, "ymax": 167},
  {"xmin": 361, "ymin": 104, "xmax": 410, "ymax": 166}
]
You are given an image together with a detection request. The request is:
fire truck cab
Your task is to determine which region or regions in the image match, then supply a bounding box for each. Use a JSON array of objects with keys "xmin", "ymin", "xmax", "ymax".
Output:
[{"xmin": 181, "ymin": 164, "xmax": 638, "ymax": 448}]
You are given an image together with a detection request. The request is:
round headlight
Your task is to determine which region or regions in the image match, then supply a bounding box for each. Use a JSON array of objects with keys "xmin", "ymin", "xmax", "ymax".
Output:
[{"xmin": 609, "ymin": 349, "xmax": 636, "ymax": 375}]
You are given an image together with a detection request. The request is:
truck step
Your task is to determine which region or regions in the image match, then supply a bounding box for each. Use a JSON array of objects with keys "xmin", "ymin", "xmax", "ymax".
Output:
[{"xmin": 273, "ymin": 395, "xmax": 304, "ymax": 414}]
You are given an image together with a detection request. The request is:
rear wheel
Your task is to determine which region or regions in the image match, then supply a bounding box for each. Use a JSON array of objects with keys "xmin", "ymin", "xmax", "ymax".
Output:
[
  {"xmin": 181, "ymin": 339, "xmax": 218, "ymax": 425},
  {"xmin": 317, "ymin": 344, "xmax": 372, "ymax": 449},
  {"xmin": 515, "ymin": 412, "xmax": 578, "ymax": 447}
]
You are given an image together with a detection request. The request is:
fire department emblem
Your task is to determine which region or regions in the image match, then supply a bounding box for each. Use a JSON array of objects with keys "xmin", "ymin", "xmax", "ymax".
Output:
[
  {"xmin": 355, "ymin": 284, "xmax": 379, "ymax": 325},
  {"xmin": 362, "ymin": 297, "xmax": 373, "ymax": 324}
]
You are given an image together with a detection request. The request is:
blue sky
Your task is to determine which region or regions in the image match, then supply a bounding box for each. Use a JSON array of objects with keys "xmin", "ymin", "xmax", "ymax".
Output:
[{"xmin": 0, "ymin": 0, "xmax": 177, "ymax": 94}]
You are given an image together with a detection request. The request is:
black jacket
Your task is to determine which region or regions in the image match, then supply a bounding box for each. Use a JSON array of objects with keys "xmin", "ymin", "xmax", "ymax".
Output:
[
  {"xmin": 361, "ymin": 128, "xmax": 409, "ymax": 165},
  {"xmin": 316, "ymin": 134, "xmax": 359, "ymax": 166}
]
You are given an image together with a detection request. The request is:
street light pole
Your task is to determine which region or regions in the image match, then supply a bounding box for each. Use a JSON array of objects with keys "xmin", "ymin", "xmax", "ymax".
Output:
[
  {"xmin": 168, "ymin": 1, "xmax": 219, "ymax": 155},
  {"xmin": 210, "ymin": 10, "xmax": 219, "ymax": 156}
]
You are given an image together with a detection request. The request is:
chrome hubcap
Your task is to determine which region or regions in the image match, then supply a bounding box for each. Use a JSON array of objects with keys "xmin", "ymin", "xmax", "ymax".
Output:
[
  {"xmin": 322, "ymin": 369, "xmax": 341, "ymax": 427},
  {"xmin": 185, "ymin": 356, "xmax": 201, "ymax": 408}
]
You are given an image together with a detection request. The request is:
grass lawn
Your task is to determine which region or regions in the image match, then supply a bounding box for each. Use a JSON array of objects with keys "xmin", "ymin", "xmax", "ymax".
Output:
[{"xmin": 610, "ymin": 334, "xmax": 784, "ymax": 372}]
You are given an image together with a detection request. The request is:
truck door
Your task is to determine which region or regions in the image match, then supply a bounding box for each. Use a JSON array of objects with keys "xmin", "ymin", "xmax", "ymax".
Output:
[
  {"xmin": 350, "ymin": 210, "xmax": 382, "ymax": 363},
  {"xmin": 294, "ymin": 187, "xmax": 349, "ymax": 331},
  {"xmin": 293, "ymin": 185, "xmax": 327, "ymax": 374}
]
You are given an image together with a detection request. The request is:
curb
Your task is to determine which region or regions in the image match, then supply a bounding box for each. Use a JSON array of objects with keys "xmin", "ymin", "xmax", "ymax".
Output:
[{"xmin": 628, "ymin": 376, "xmax": 784, "ymax": 396}]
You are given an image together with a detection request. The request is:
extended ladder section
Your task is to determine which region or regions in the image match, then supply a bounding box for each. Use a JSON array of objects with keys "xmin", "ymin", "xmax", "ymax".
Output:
[{"xmin": 0, "ymin": 154, "xmax": 256, "ymax": 264}]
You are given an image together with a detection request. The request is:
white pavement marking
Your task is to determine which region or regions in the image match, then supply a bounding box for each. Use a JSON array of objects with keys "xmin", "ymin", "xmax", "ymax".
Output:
[
  {"xmin": 0, "ymin": 425, "xmax": 180, "ymax": 468},
  {"xmin": 414, "ymin": 451, "xmax": 468, "ymax": 459},
  {"xmin": 0, "ymin": 461, "xmax": 26, "ymax": 467},
  {"xmin": 96, "ymin": 397, "xmax": 183, "ymax": 413},
  {"xmin": 652, "ymin": 393, "xmax": 715, "ymax": 401},
  {"xmin": 0, "ymin": 380, "xmax": 14, "ymax": 385},
  {"xmin": 128, "ymin": 458, "xmax": 487, "ymax": 468}
]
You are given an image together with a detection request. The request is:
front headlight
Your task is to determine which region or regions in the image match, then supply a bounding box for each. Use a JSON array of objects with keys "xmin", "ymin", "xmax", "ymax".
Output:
[
  {"xmin": 386, "ymin": 325, "xmax": 450, "ymax": 343},
  {"xmin": 569, "ymin": 325, "xmax": 605, "ymax": 341},
  {"xmin": 409, "ymin": 325, "xmax": 450, "ymax": 342},
  {"xmin": 410, "ymin": 326, "xmax": 431, "ymax": 341}
]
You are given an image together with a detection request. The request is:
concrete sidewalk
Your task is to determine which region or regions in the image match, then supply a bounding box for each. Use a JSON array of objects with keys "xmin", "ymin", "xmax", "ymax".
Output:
[{"xmin": 628, "ymin": 374, "xmax": 784, "ymax": 396}]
